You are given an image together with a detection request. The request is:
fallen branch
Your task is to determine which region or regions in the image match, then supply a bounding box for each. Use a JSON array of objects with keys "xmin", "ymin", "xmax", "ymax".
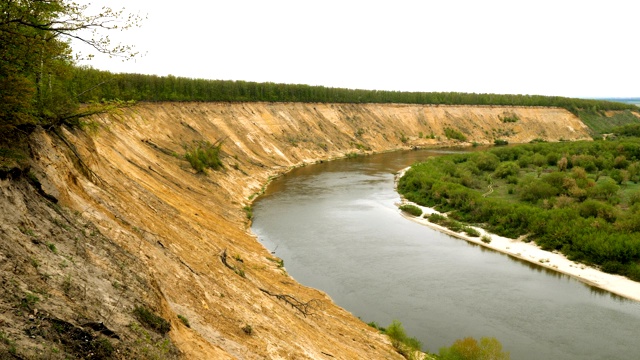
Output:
[
  {"xmin": 259, "ymin": 288, "xmax": 321, "ymax": 317},
  {"xmin": 220, "ymin": 249, "xmax": 234, "ymax": 270}
]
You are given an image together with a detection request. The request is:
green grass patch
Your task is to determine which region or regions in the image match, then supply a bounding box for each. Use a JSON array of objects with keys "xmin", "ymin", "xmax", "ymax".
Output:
[
  {"xmin": 579, "ymin": 110, "xmax": 640, "ymax": 136},
  {"xmin": 133, "ymin": 306, "xmax": 171, "ymax": 335},
  {"xmin": 399, "ymin": 204, "xmax": 423, "ymax": 217}
]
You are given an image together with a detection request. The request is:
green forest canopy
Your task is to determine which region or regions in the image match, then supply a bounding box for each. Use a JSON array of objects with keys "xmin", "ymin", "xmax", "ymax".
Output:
[{"xmin": 68, "ymin": 66, "xmax": 639, "ymax": 114}]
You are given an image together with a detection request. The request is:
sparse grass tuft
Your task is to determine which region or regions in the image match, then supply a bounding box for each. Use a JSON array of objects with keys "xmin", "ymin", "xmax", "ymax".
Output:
[
  {"xmin": 177, "ymin": 315, "xmax": 190, "ymax": 328},
  {"xmin": 243, "ymin": 205, "xmax": 253, "ymax": 220},
  {"xmin": 133, "ymin": 306, "xmax": 171, "ymax": 335}
]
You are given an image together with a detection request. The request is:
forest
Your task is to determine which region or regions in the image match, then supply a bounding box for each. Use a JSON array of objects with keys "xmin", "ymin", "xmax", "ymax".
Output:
[
  {"xmin": 398, "ymin": 135, "xmax": 640, "ymax": 281},
  {"xmin": 67, "ymin": 66, "xmax": 639, "ymax": 115}
]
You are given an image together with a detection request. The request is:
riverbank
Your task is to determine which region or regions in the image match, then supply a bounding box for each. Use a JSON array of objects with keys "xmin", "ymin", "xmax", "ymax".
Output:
[
  {"xmin": 2, "ymin": 102, "xmax": 595, "ymax": 359},
  {"xmin": 395, "ymin": 168, "xmax": 640, "ymax": 302}
]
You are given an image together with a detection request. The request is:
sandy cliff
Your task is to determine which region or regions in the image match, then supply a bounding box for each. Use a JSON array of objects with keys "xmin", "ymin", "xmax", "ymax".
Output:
[{"xmin": 0, "ymin": 102, "xmax": 591, "ymax": 359}]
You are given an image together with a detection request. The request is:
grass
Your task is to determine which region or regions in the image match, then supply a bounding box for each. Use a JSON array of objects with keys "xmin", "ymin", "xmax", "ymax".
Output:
[
  {"xmin": 463, "ymin": 226, "xmax": 481, "ymax": 237},
  {"xmin": 47, "ymin": 242, "xmax": 58, "ymax": 254},
  {"xmin": 177, "ymin": 315, "xmax": 190, "ymax": 328},
  {"xmin": 579, "ymin": 110, "xmax": 640, "ymax": 136},
  {"xmin": 385, "ymin": 320, "xmax": 422, "ymax": 359},
  {"xmin": 0, "ymin": 331, "xmax": 17, "ymax": 355},
  {"xmin": 399, "ymin": 204, "xmax": 423, "ymax": 217},
  {"xmin": 243, "ymin": 206, "xmax": 253, "ymax": 220},
  {"xmin": 500, "ymin": 113, "xmax": 520, "ymax": 123},
  {"xmin": 133, "ymin": 306, "xmax": 171, "ymax": 335},
  {"xmin": 444, "ymin": 128, "xmax": 467, "ymax": 142}
]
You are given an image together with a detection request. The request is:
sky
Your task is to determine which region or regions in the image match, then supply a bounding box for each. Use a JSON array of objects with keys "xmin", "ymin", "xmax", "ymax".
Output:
[{"xmin": 72, "ymin": 0, "xmax": 639, "ymax": 98}]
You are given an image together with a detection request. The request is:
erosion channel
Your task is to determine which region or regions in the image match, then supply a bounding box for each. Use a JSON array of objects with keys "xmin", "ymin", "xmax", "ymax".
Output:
[{"xmin": 252, "ymin": 149, "xmax": 640, "ymax": 360}]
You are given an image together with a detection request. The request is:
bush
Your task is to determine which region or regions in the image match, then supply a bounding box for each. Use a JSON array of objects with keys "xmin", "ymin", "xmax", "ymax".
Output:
[
  {"xmin": 428, "ymin": 213, "xmax": 447, "ymax": 224},
  {"xmin": 500, "ymin": 113, "xmax": 519, "ymax": 123},
  {"xmin": 473, "ymin": 152, "xmax": 500, "ymax": 171},
  {"xmin": 494, "ymin": 161, "xmax": 520, "ymax": 179},
  {"xmin": 439, "ymin": 336, "xmax": 509, "ymax": 360},
  {"xmin": 444, "ymin": 127, "xmax": 467, "ymax": 142},
  {"xmin": 481, "ymin": 235, "xmax": 492, "ymax": 244},
  {"xmin": 494, "ymin": 139, "xmax": 509, "ymax": 146},
  {"xmin": 399, "ymin": 204, "xmax": 423, "ymax": 217},
  {"xmin": 184, "ymin": 140, "xmax": 223, "ymax": 173},
  {"xmin": 463, "ymin": 226, "xmax": 481, "ymax": 237},
  {"xmin": 133, "ymin": 306, "xmax": 171, "ymax": 335},
  {"xmin": 385, "ymin": 320, "xmax": 422, "ymax": 358}
]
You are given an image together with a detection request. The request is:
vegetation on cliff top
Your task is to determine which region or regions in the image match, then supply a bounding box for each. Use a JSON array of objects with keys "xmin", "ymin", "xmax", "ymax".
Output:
[
  {"xmin": 68, "ymin": 66, "xmax": 638, "ymax": 116},
  {"xmin": 0, "ymin": 0, "xmax": 142, "ymax": 157},
  {"xmin": 398, "ymin": 138, "xmax": 640, "ymax": 281},
  {"xmin": 1, "ymin": 0, "xmax": 637, "ymax": 152}
]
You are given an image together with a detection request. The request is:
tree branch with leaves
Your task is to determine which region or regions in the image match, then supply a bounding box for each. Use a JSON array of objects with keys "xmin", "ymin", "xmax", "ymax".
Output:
[{"xmin": 0, "ymin": 0, "xmax": 143, "ymax": 136}]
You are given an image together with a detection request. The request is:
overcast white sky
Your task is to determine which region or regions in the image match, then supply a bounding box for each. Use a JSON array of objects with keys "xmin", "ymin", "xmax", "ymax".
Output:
[{"xmin": 73, "ymin": 0, "xmax": 639, "ymax": 98}]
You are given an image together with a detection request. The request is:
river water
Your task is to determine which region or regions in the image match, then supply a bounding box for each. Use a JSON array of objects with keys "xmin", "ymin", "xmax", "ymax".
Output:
[{"xmin": 251, "ymin": 149, "xmax": 640, "ymax": 359}]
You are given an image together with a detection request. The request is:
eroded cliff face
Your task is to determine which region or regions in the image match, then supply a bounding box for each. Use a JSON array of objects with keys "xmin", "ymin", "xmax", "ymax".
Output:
[{"xmin": 0, "ymin": 102, "xmax": 591, "ymax": 359}]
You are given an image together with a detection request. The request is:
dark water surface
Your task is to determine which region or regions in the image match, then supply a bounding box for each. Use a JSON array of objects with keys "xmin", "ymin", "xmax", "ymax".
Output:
[{"xmin": 251, "ymin": 150, "xmax": 640, "ymax": 359}]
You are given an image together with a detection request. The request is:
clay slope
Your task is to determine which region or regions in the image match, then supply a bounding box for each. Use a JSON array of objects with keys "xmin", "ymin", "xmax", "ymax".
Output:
[{"xmin": 1, "ymin": 102, "xmax": 591, "ymax": 359}]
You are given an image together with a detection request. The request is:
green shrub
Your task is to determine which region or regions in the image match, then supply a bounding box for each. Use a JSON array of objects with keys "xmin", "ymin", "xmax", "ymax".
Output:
[
  {"xmin": 500, "ymin": 113, "xmax": 520, "ymax": 123},
  {"xmin": 428, "ymin": 213, "xmax": 447, "ymax": 224},
  {"xmin": 494, "ymin": 161, "xmax": 520, "ymax": 178},
  {"xmin": 184, "ymin": 140, "xmax": 223, "ymax": 173},
  {"xmin": 385, "ymin": 320, "xmax": 422, "ymax": 358},
  {"xmin": 439, "ymin": 336, "xmax": 509, "ymax": 360},
  {"xmin": 367, "ymin": 321, "xmax": 386, "ymax": 332},
  {"xmin": 399, "ymin": 204, "xmax": 423, "ymax": 217},
  {"xmin": 444, "ymin": 128, "xmax": 467, "ymax": 142},
  {"xmin": 463, "ymin": 226, "xmax": 481, "ymax": 237},
  {"xmin": 133, "ymin": 306, "xmax": 171, "ymax": 335},
  {"xmin": 481, "ymin": 235, "xmax": 492, "ymax": 244},
  {"xmin": 494, "ymin": 139, "xmax": 509, "ymax": 146}
]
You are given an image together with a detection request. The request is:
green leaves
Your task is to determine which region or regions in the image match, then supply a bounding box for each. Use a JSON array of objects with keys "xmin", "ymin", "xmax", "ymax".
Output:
[{"xmin": 0, "ymin": 0, "xmax": 142, "ymax": 136}]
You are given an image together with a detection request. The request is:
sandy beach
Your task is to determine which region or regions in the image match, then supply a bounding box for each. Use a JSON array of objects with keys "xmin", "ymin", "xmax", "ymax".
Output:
[{"xmin": 395, "ymin": 169, "xmax": 640, "ymax": 302}]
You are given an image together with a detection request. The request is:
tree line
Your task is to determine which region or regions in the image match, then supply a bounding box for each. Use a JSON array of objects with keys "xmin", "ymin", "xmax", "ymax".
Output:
[
  {"xmin": 68, "ymin": 66, "xmax": 639, "ymax": 116},
  {"xmin": 398, "ymin": 138, "xmax": 640, "ymax": 281}
]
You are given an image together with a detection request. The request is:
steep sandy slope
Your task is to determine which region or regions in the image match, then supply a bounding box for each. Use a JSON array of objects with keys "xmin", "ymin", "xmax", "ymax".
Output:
[{"xmin": 1, "ymin": 102, "xmax": 591, "ymax": 359}]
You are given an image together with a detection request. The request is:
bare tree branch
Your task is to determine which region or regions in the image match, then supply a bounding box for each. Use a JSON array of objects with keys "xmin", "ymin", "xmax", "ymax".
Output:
[{"xmin": 259, "ymin": 288, "xmax": 322, "ymax": 317}]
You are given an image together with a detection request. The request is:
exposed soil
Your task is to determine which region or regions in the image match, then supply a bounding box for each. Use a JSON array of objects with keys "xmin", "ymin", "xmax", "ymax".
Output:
[{"xmin": 0, "ymin": 102, "xmax": 591, "ymax": 359}]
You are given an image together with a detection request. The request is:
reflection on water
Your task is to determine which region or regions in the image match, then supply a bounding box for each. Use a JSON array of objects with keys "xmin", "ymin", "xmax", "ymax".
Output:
[{"xmin": 252, "ymin": 149, "xmax": 640, "ymax": 360}]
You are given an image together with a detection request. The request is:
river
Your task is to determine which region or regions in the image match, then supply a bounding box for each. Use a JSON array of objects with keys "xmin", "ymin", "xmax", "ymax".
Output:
[{"xmin": 251, "ymin": 149, "xmax": 640, "ymax": 359}]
